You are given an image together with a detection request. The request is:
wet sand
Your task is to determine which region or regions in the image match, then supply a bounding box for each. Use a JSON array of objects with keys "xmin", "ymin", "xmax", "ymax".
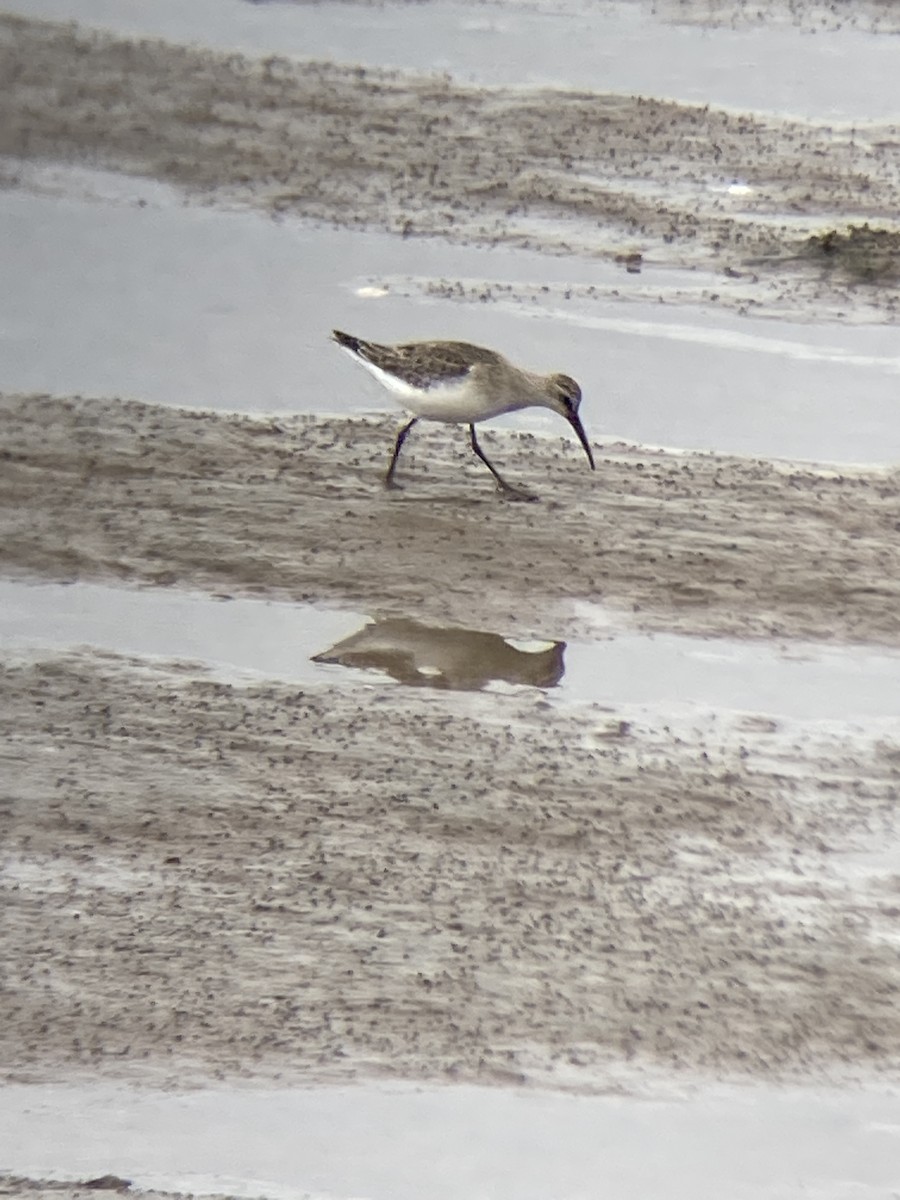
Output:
[
  {"xmin": 4, "ymin": 646, "xmax": 900, "ymax": 1090},
  {"xmin": 0, "ymin": 1181, "xmax": 234, "ymax": 1200},
  {"xmin": 0, "ymin": 1183, "xmax": 136, "ymax": 1200},
  {"xmin": 651, "ymin": 0, "xmax": 900, "ymax": 30},
  {"xmin": 2, "ymin": 14, "xmax": 900, "ymax": 323},
  {"xmin": 2, "ymin": 390, "xmax": 900, "ymax": 1096},
  {"xmin": 2, "ymin": 393, "xmax": 900, "ymax": 647}
]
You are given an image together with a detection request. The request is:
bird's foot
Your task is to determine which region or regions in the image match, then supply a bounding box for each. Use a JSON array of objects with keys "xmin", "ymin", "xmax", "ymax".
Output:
[
  {"xmin": 383, "ymin": 478, "xmax": 404, "ymax": 492},
  {"xmin": 497, "ymin": 483, "xmax": 539, "ymax": 503}
]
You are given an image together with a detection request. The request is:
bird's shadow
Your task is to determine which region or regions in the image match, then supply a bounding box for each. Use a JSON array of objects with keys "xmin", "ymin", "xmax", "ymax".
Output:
[
  {"xmin": 384, "ymin": 492, "xmax": 540, "ymax": 508},
  {"xmin": 381, "ymin": 492, "xmax": 494, "ymax": 508}
]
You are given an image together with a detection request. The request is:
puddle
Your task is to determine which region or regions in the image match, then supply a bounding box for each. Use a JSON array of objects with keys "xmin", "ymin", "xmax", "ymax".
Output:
[
  {"xmin": 1, "ymin": 1079, "xmax": 899, "ymax": 1200},
  {"xmin": 3, "ymin": 579, "xmax": 900, "ymax": 721},
  {"xmin": 560, "ymin": 625, "xmax": 900, "ymax": 720},
  {"xmin": 7, "ymin": 0, "xmax": 900, "ymax": 120},
  {"xmin": 2, "ymin": 186, "xmax": 899, "ymax": 464},
  {"xmin": 0, "ymin": 579, "xmax": 369, "ymax": 689}
]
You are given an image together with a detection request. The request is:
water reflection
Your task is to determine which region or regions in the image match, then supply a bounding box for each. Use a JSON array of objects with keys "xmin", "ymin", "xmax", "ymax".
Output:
[
  {"xmin": 312, "ymin": 618, "xmax": 565, "ymax": 691},
  {"xmin": 4, "ymin": 578, "xmax": 897, "ymax": 718}
]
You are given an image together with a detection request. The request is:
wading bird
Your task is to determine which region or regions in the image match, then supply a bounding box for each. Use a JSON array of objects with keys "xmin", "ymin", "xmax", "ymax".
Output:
[{"xmin": 332, "ymin": 330, "xmax": 595, "ymax": 500}]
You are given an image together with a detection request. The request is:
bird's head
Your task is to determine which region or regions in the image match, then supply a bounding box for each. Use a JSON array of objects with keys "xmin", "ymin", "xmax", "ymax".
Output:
[{"xmin": 545, "ymin": 374, "xmax": 595, "ymax": 471}]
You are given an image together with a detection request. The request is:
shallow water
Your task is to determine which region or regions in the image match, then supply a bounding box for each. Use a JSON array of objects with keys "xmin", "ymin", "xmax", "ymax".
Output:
[
  {"xmin": 3, "ymin": 579, "xmax": 900, "ymax": 720},
  {"xmin": 7, "ymin": 0, "xmax": 900, "ymax": 120},
  {"xmin": 2, "ymin": 185, "xmax": 899, "ymax": 463},
  {"xmin": 2, "ymin": 1079, "xmax": 899, "ymax": 1200},
  {"xmin": 0, "ymin": 579, "xmax": 369, "ymax": 688}
]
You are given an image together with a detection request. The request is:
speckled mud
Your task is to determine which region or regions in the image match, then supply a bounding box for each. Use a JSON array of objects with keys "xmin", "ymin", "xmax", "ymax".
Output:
[
  {"xmin": 3, "ymin": 647, "xmax": 900, "ymax": 1091},
  {"xmin": 2, "ymin": 394, "xmax": 899, "ymax": 646},
  {"xmin": 0, "ymin": 1181, "xmax": 136, "ymax": 1200},
  {"xmin": 0, "ymin": 1179, "xmax": 242, "ymax": 1200}
]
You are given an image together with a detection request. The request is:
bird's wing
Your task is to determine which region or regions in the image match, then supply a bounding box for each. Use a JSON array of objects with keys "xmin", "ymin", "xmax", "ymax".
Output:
[{"xmin": 367, "ymin": 341, "xmax": 499, "ymax": 391}]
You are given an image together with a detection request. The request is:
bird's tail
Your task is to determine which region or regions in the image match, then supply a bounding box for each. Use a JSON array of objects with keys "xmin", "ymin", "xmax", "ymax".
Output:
[{"xmin": 332, "ymin": 329, "xmax": 362, "ymax": 354}]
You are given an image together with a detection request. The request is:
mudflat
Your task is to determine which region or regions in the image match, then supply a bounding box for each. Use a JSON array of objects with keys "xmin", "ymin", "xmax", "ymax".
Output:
[
  {"xmin": 2, "ymin": 394, "xmax": 900, "ymax": 646},
  {"xmin": 4, "ymin": 648, "xmax": 900, "ymax": 1091},
  {"xmin": 2, "ymin": 391, "xmax": 900, "ymax": 1093},
  {"xmin": 1, "ymin": 14, "xmax": 899, "ymax": 322},
  {"xmin": 1, "ymin": 6, "xmax": 899, "ymax": 1194}
]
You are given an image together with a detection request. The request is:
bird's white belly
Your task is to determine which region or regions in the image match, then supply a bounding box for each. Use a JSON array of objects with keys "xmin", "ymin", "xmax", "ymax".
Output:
[
  {"xmin": 362, "ymin": 363, "xmax": 512, "ymax": 423},
  {"xmin": 406, "ymin": 378, "xmax": 508, "ymax": 424}
]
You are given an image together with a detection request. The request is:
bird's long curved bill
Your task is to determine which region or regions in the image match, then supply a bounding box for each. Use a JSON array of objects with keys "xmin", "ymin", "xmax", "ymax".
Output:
[{"xmin": 568, "ymin": 412, "xmax": 596, "ymax": 470}]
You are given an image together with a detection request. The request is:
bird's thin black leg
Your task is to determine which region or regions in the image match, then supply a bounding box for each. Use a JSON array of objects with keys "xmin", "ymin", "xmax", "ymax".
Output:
[
  {"xmin": 468, "ymin": 425, "xmax": 537, "ymax": 502},
  {"xmin": 385, "ymin": 417, "xmax": 418, "ymax": 489}
]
